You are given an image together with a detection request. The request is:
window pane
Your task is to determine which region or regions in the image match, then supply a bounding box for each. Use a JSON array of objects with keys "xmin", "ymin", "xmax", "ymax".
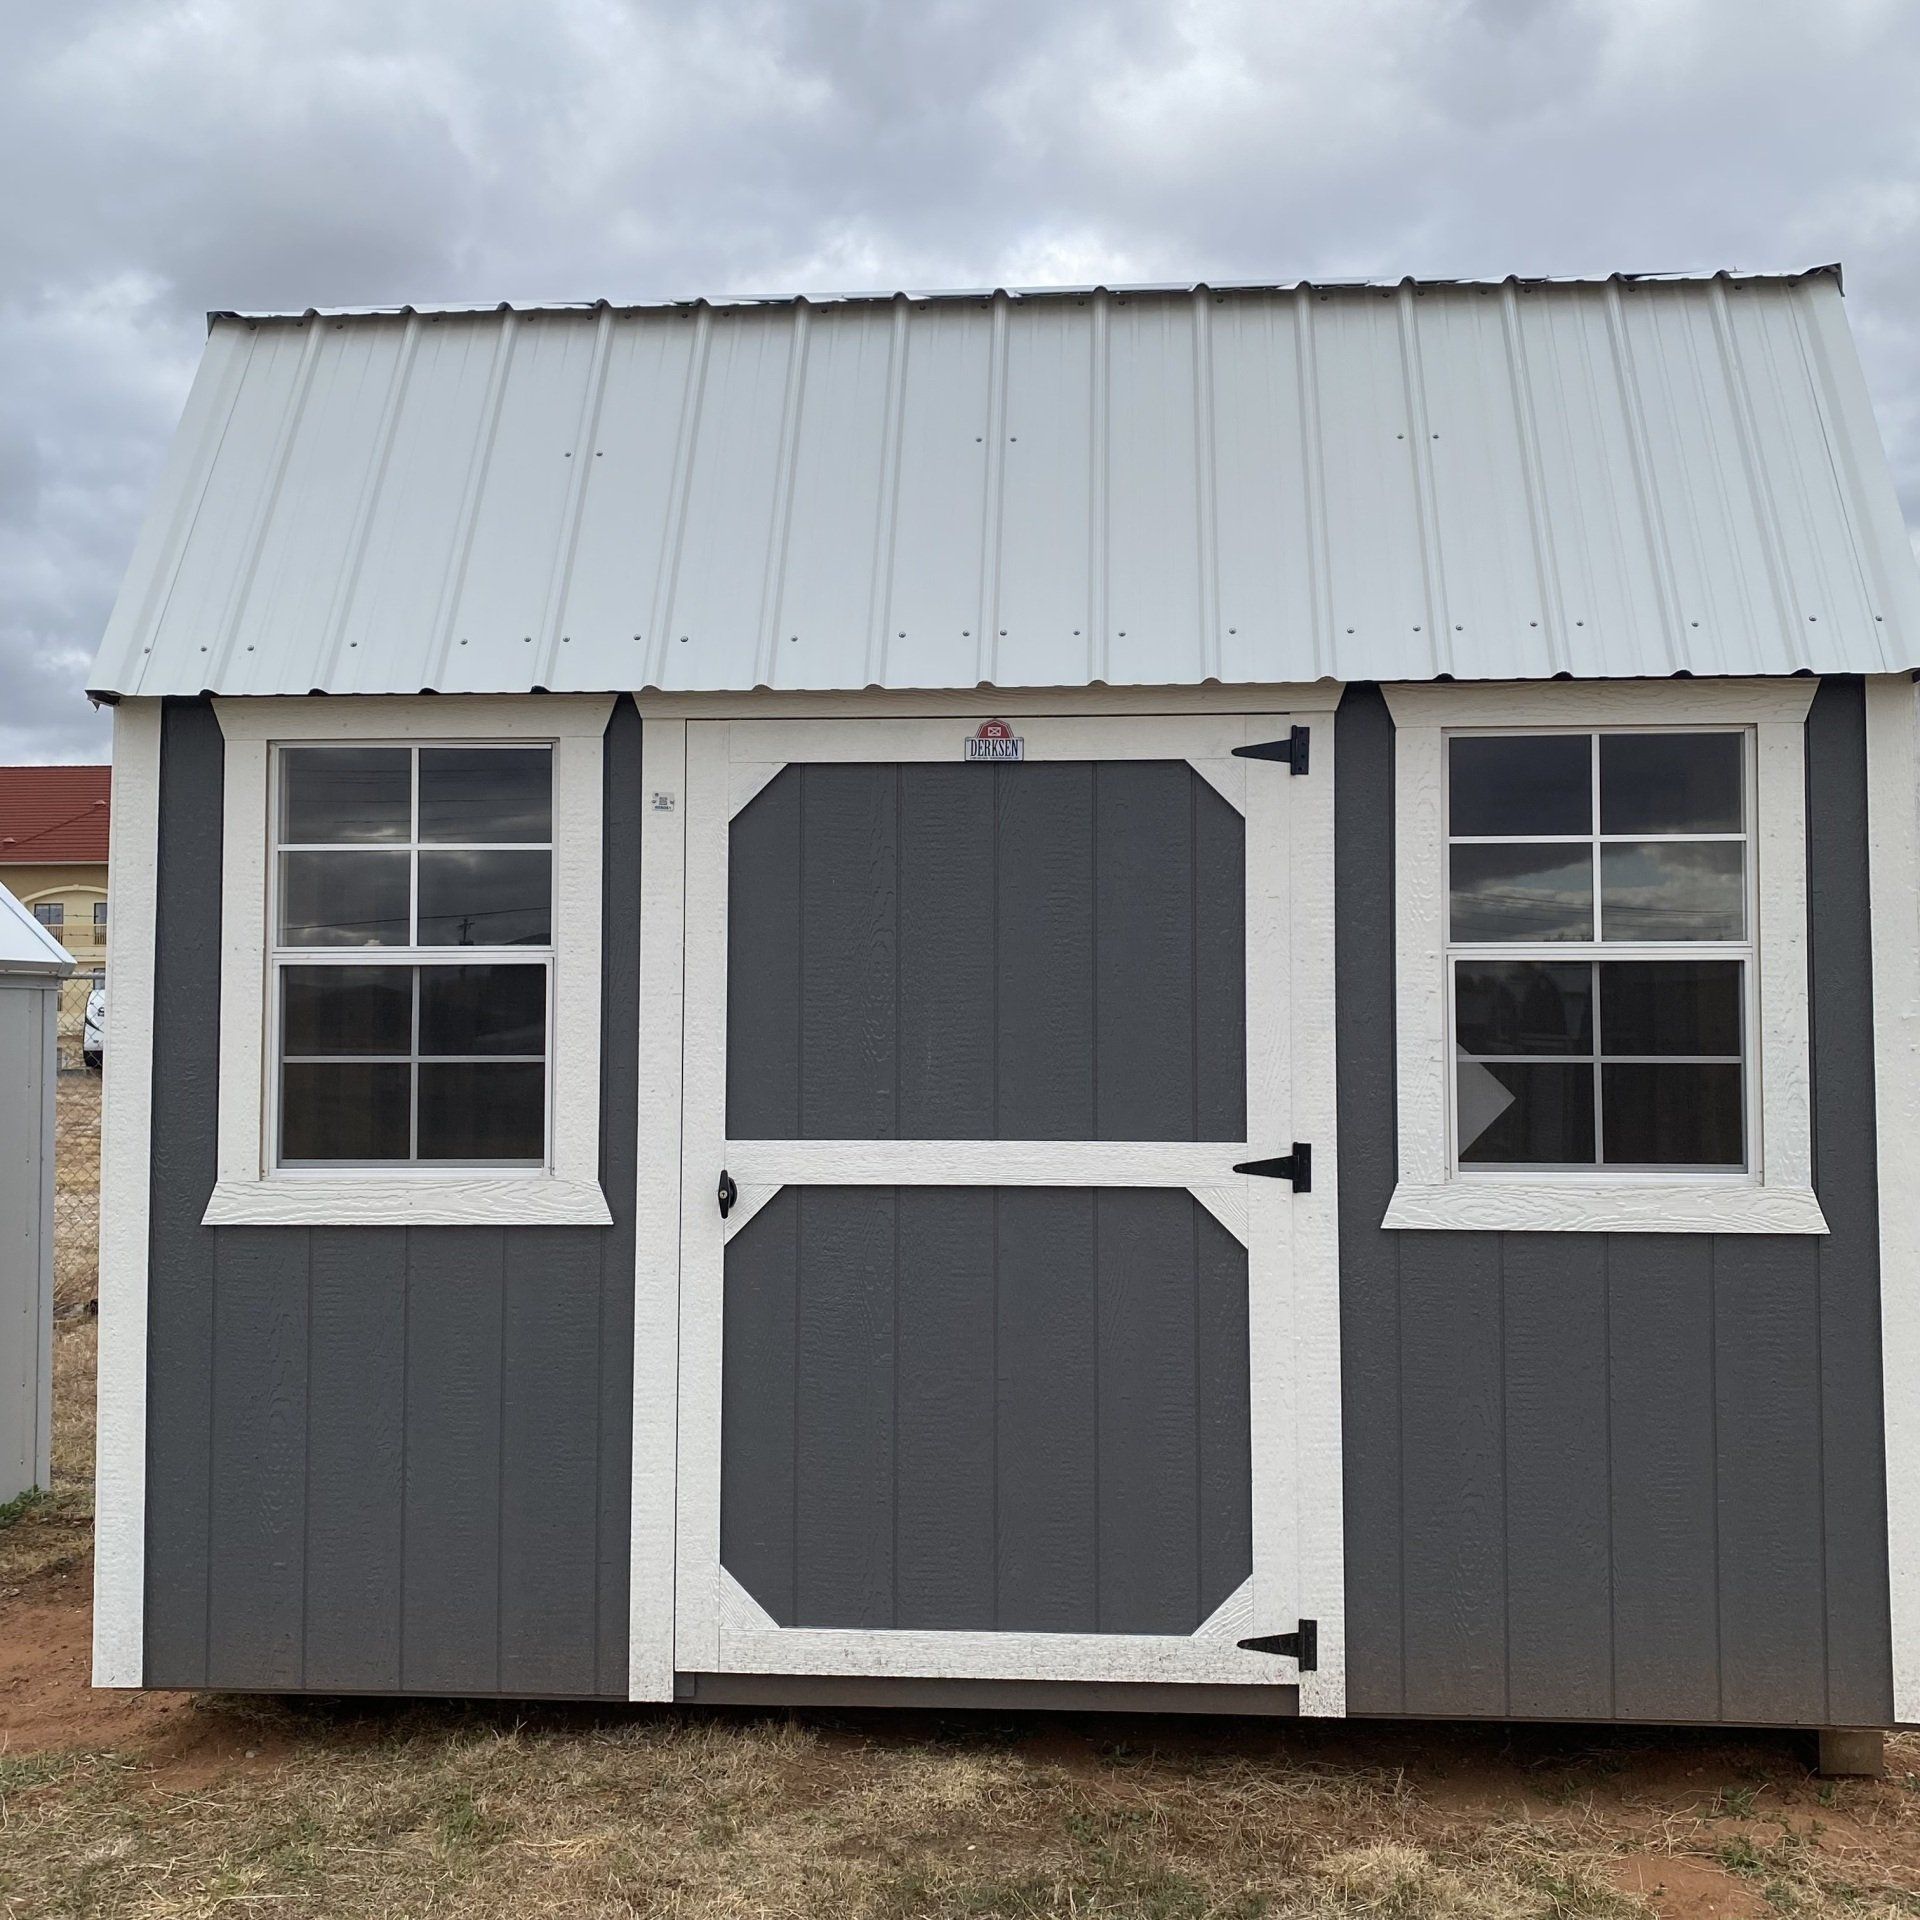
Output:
[
  {"xmin": 281, "ymin": 1061, "xmax": 410, "ymax": 1161},
  {"xmin": 1600, "ymin": 842, "xmax": 1744, "ymax": 941},
  {"xmin": 33, "ymin": 903, "xmax": 61, "ymax": 927},
  {"xmin": 1599, "ymin": 960, "xmax": 1742, "ymax": 1057},
  {"xmin": 281, "ymin": 965, "xmax": 412, "ymax": 1056},
  {"xmin": 1449, "ymin": 844, "xmax": 1593, "ymax": 941},
  {"xmin": 419, "ymin": 747, "xmax": 552, "ymax": 844},
  {"xmin": 1454, "ymin": 960, "xmax": 1592, "ymax": 1056},
  {"xmin": 1600, "ymin": 733, "xmax": 1742, "ymax": 835},
  {"xmin": 1449, "ymin": 735, "xmax": 1591, "ymax": 837},
  {"xmin": 417, "ymin": 850, "xmax": 551, "ymax": 946},
  {"xmin": 419, "ymin": 964, "xmax": 547, "ymax": 1055},
  {"xmin": 1458, "ymin": 1060, "xmax": 1595, "ymax": 1164},
  {"xmin": 1603, "ymin": 1063, "xmax": 1744, "ymax": 1166},
  {"xmin": 280, "ymin": 747, "xmax": 411, "ymax": 844},
  {"xmin": 93, "ymin": 902, "xmax": 108, "ymax": 926},
  {"xmin": 418, "ymin": 1062, "xmax": 545, "ymax": 1160},
  {"xmin": 279, "ymin": 850, "xmax": 411, "ymax": 946}
]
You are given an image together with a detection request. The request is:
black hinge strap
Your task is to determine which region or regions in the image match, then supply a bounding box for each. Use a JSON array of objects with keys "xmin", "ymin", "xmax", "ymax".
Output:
[
  {"xmin": 1233, "ymin": 1143, "xmax": 1312, "ymax": 1192},
  {"xmin": 1231, "ymin": 725, "xmax": 1310, "ymax": 775},
  {"xmin": 1238, "ymin": 1618, "xmax": 1318, "ymax": 1670}
]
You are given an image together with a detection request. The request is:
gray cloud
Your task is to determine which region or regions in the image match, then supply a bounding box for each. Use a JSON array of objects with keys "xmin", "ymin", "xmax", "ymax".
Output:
[{"xmin": 3, "ymin": 0, "xmax": 1919, "ymax": 759}]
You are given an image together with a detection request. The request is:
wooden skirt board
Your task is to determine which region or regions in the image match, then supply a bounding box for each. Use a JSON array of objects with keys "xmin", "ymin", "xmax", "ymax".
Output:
[{"xmin": 670, "ymin": 711, "xmax": 1333, "ymax": 1690}]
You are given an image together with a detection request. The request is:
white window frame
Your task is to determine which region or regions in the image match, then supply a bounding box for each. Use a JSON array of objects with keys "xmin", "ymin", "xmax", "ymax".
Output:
[
  {"xmin": 1382, "ymin": 678, "xmax": 1827, "ymax": 1234},
  {"xmin": 203, "ymin": 696, "xmax": 614, "ymax": 1227}
]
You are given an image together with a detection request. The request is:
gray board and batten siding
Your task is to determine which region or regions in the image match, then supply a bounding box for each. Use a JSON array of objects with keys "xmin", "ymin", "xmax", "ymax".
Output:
[
  {"xmin": 139, "ymin": 683, "xmax": 1894, "ymax": 1723},
  {"xmin": 1337, "ymin": 679, "xmax": 1893, "ymax": 1728},
  {"xmin": 143, "ymin": 696, "xmax": 638, "ymax": 1697}
]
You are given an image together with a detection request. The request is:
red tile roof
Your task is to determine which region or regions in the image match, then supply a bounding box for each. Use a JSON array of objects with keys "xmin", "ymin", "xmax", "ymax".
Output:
[{"xmin": 0, "ymin": 766, "xmax": 111, "ymax": 863}]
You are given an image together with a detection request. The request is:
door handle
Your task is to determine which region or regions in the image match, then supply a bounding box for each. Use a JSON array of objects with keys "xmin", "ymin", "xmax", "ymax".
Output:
[{"xmin": 718, "ymin": 1168, "xmax": 738, "ymax": 1220}]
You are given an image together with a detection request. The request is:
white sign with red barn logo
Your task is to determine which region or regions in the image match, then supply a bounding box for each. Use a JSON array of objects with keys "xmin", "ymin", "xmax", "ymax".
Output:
[{"xmin": 964, "ymin": 719, "xmax": 1024, "ymax": 762}]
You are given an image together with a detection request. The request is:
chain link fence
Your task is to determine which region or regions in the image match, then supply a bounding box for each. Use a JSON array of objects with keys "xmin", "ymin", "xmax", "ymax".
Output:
[{"xmin": 53, "ymin": 972, "xmax": 102, "ymax": 1316}]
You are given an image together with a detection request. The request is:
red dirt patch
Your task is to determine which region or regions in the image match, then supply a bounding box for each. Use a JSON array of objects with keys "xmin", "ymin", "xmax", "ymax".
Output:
[{"xmin": 1607, "ymin": 1852, "xmax": 1769, "ymax": 1920}]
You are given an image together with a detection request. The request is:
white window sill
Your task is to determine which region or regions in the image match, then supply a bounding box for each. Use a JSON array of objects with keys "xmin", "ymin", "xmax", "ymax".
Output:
[
  {"xmin": 1381, "ymin": 1180, "xmax": 1829, "ymax": 1235},
  {"xmin": 202, "ymin": 1176, "xmax": 613, "ymax": 1229}
]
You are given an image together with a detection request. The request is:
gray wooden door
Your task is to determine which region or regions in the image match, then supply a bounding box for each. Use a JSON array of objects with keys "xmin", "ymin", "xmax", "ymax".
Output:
[{"xmin": 674, "ymin": 714, "xmax": 1309, "ymax": 1687}]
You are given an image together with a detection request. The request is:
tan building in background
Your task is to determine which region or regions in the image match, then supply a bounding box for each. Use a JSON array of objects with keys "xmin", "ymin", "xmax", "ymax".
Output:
[{"xmin": 0, "ymin": 766, "xmax": 111, "ymax": 982}]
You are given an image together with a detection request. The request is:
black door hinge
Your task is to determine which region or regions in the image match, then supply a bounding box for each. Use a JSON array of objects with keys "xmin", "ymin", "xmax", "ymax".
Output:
[
  {"xmin": 1232, "ymin": 725, "xmax": 1310, "ymax": 775},
  {"xmin": 1238, "ymin": 1618, "xmax": 1317, "ymax": 1670},
  {"xmin": 1233, "ymin": 1143, "xmax": 1311, "ymax": 1192}
]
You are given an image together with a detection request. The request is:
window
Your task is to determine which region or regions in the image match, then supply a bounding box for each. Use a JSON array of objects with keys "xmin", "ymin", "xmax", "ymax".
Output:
[
  {"xmin": 93, "ymin": 901, "xmax": 108, "ymax": 928},
  {"xmin": 1447, "ymin": 729, "xmax": 1750, "ymax": 1172},
  {"xmin": 33, "ymin": 902, "xmax": 63, "ymax": 929},
  {"xmin": 271, "ymin": 744, "xmax": 553, "ymax": 1167},
  {"xmin": 1382, "ymin": 680, "xmax": 1824, "ymax": 1235},
  {"xmin": 202, "ymin": 694, "xmax": 614, "ymax": 1228}
]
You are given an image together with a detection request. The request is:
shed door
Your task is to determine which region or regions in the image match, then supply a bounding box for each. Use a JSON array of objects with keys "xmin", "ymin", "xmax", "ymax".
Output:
[{"xmin": 673, "ymin": 714, "xmax": 1307, "ymax": 1686}]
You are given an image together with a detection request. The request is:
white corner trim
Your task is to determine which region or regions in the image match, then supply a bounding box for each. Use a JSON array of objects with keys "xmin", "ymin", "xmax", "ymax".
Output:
[
  {"xmin": 1192, "ymin": 1576, "xmax": 1254, "ymax": 1642},
  {"xmin": 630, "ymin": 716, "xmax": 687, "ymax": 1703},
  {"xmin": 93, "ymin": 700, "xmax": 162, "ymax": 1688},
  {"xmin": 202, "ymin": 1176, "xmax": 610, "ymax": 1227},
  {"xmin": 718, "ymin": 1567, "xmax": 783, "ymax": 1635},
  {"xmin": 1387, "ymin": 678, "xmax": 1821, "ymax": 1235},
  {"xmin": 204, "ymin": 695, "xmax": 609, "ymax": 1226},
  {"xmin": 1382, "ymin": 1180, "xmax": 1827, "ymax": 1234},
  {"xmin": 1865, "ymin": 674, "xmax": 1920, "ymax": 1722},
  {"xmin": 1382, "ymin": 677, "xmax": 1818, "ymax": 728}
]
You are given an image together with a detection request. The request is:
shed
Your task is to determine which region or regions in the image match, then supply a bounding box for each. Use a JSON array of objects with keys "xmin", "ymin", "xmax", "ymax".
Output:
[
  {"xmin": 85, "ymin": 267, "xmax": 1920, "ymax": 1745},
  {"xmin": 0, "ymin": 882, "xmax": 72, "ymax": 1505}
]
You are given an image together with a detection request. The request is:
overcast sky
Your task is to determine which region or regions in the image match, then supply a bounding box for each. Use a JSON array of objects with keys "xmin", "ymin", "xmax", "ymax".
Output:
[{"xmin": 3, "ymin": 0, "xmax": 1919, "ymax": 762}]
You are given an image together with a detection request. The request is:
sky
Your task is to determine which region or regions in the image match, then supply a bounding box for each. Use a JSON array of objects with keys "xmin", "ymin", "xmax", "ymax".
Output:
[{"xmin": 3, "ymin": 0, "xmax": 1920, "ymax": 763}]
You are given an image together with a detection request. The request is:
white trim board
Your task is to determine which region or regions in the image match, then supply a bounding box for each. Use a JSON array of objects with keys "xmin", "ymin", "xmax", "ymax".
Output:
[
  {"xmin": 1379, "ymin": 677, "xmax": 1826, "ymax": 1236},
  {"xmin": 203, "ymin": 694, "xmax": 613, "ymax": 1227},
  {"xmin": 1865, "ymin": 673, "xmax": 1920, "ymax": 1723},
  {"xmin": 92, "ymin": 700, "xmax": 162, "ymax": 1688}
]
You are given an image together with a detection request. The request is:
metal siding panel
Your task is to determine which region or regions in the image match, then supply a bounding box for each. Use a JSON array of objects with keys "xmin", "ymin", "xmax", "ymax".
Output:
[
  {"xmin": 1608, "ymin": 1237, "xmax": 1721, "ymax": 1720},
  {"xmin": 446, "ymin": 316, "xmax": 604, "ymax": 679},
  {"xmin": 727, "ymin": 765, "xmax": 802, "ymax": 1139},
  {"xmin": 555, "ymin": 316, "xmax": 701, "ymax": 672},
  {"xmin": 144, "ymin": 700, "xmax": 225, "ymax": 1687},
  {"xmin": 1502, "ymin": 1235, "xmax": 1612, "ymax": 1718},
  {"xmin": 1104, "ymin": 297, "xmax": 1206, "ymax": 686},
  {"xmin": 897, "ymin": 767, "xmax": 996, "ymax": 1140},
  {"xmin": 205, "ymin": 1228, "xmax": 309, "ymax": 1689},
  {"xmin": 333, "ymin": 318, "xmax": 504, "ymax": 692},
  {"xmin": 304, "ymin": 1230, "xmax": 406, "ymax": 1691},
  {"xmin": 894, "ymin": 1188, "xmax": 998, "ymax": 1630},
  {"xmin": 996, "ymin": 303, "xmax": 1095, "ymax": 686},
  {"xmin": 500, "ymin": 1230, "xmax": 603, "ymax": 1693},
  {"xmin": 720, "ymin": 1187, "xmax": 800, "ymax": 1624},
  {"xmin": 793, "ymin": 1187, "xmax": 896, "ymax": 1625},
  {"xmin": 881, "ymin": 305, "xmax": 993, "ymax": 687},
  {"xmin": 0, "ymin": 997, "xmax": 41, "ymax": 1499},
  {"xmin": 1332, "ymin": 688, "xmax": 1405, "ymax": 1715},
  {"xmin": 772, "ymin": 306, "xmax": 897, "ymax": 684},
  {"xmin": 1209, "ymin": 295, "xmax": 1316, "ymax": 685},
  {"xmin": 1807, "ymin": 679, "xmax": 1895, "ymax": 1724},
  {"xmin": 664, "ymin": 312, "xmax": 797, "ymax": 690},
  {"xmin": 402, "ymin": 1228, "xmax": 506, "ymax": 1692}
]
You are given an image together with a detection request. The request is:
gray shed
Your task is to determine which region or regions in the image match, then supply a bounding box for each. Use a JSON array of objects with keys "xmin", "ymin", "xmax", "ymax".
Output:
[
  {"xmin": 0, "ymin": 882, "xmax": 72, "ymax": 1505},
  {"xmin": 82, "ymin": 267, "xmax": 1920, "ymax": 1748}
]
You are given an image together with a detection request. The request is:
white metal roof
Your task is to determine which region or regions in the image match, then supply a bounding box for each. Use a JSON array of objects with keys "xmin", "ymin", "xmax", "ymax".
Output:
[
  {"xmin": 0, "ymin": 883, "xmax": 75, "ymax": 978},
  {"xmin": 91, "ymin": 267, "xmax": 1920, "ymax": 698}
]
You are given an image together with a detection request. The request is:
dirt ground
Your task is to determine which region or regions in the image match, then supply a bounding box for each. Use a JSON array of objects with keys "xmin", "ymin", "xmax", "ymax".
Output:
[{"xmin": 4, "ymin": 1252, "xmax": 1919, "ymax": 1912}]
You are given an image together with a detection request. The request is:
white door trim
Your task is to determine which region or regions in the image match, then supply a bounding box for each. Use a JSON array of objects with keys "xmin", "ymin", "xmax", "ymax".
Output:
[{"xmin": 666, "ymin": 707, "xmax": 1341, "ymax": 1693}]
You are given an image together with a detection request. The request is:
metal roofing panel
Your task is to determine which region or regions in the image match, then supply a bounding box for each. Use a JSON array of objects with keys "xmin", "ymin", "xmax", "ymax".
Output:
[{"xmin": 92, "ymin": 270, "xmax": 1920, "ymax": 697}]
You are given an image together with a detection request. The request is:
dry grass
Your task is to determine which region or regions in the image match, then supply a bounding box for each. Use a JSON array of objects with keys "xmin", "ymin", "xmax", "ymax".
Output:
[{"xmin": 5, "ymin": 1123, "xmax": 1920, "ymax": 1916}]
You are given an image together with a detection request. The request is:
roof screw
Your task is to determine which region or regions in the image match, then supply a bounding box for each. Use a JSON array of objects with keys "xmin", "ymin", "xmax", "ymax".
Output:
[
  {"xmin": 963, "ymin": 630, "xmax": 970, "ymax": 637},
  {"xmin": 1576, "ymin": 620, "xmax": 1585, "ymax": 627},
  {"xmin": 1118, "ymin": 630, "xmax": 1127, "ymax": 637},
  {"xmin": 789, "ymin": 635, "xmax": 799, "ymax": 643},
  {"xmin": 1228, "ymin": 627, "xmax": 1237, "ymax": 635},
  {"xmin": 999, "ymin": 629, "xmax": 1007, "ymax": 636},
  {"xmin": 1529, "ymin": 621, "xmax": 1538, "ymax": 628},
  {"xmin": 460, "ymin": 639, "xmax": 469, "ymax": 646},
  {"xmin": 1809, "ymin": 614, "xmax": 1818, "ymax": 621},
  {"xmin": 680, "ymin": 635, "xmax": 689, "ymax": 643},
  {"xmin": 1413, "ymin": 625, "xmax": 1421, "ymax": 633},
  {"xmin": 633, "ymin": 634, "xmax": 642, "ymax": 642},
  {"xmin": 1346, "ymin": 627, "xmax": 1355, "ymax": 634},
  {"xmin": 1454, "ymin": 625, "xmax": 1462, "ymax": 632},
  {"xmin": 562, "ymin": 636, "xmax": 571, "ymax": 643}
]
